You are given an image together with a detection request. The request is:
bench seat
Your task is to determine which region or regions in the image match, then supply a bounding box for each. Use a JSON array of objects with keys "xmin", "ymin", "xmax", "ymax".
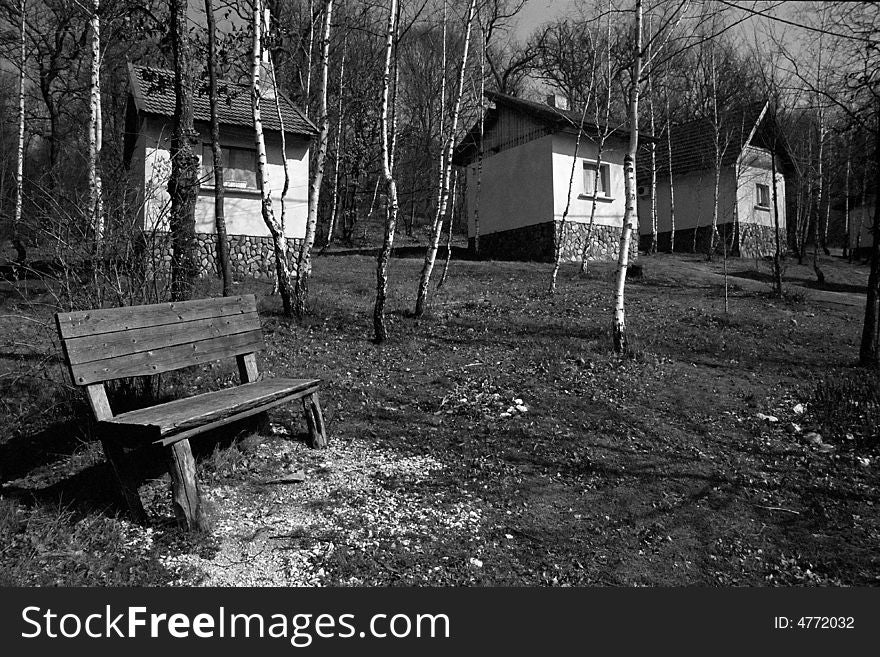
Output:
[
  {"xmin": 55, "ymin": 294, "xmax": 328, "ymax": 531},
  {"xmin": 102, "ymin": 378, "xmax": 322, "ymax": 446}
]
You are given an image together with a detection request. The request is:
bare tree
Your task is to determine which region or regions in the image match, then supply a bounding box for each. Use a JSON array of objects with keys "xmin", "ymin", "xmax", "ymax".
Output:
[
  {"xmin": 252, "ymin": 0, "xmax": 293, "ymax": 315},
  {"xmin": 612, "ymin": 0, "xmax": 642, "ymax": 354},
  {"xmin": 437, "ymin": 167, "xmax": 457, "ymax": 290},
  {"xmin": 12, "ymin": 0, "xmax": 26, "ymax": 267},
  {"xmin": 579, "ymin": 0, "xmax": 614, "ymax": 274},
  {"xmin": 373, "ymin": 0, "xmax": 399, "ymax": 343},
  {"xmin": 295, "ymin": 0, "xmax": 333, "ymax": 319},
  {"xmin": 664, "ymin": 59, "xmax": 676, "ymax": 252},
  {"xmin": 168, "ymin": 0, "xmax": 200, "ymax": 302},
  {"xmin": 414, "ymin": 0, "xmax": 477, "ymax": 318},
  {"xmin": 205, "ymin": 0, "xmax": 232, "ymax": 296},
  {"xmin": 87, "ymin": 0, "xmax": 104, "ymax": 263},
  {"xmin": 324, "ymin": 35, "xmax": 346, "ymax": 250}
]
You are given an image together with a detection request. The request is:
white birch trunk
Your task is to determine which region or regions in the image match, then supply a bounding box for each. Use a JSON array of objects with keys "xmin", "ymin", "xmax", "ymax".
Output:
[
  {"xmin": 252, "ymin": 0, "xmax": 293, "ymax": 316},
  {"xmin": 295, "ymin": 0, "xmax": 333, "ymax": 318},
  {"xmin": 666, "ymin": 86, "xmax": 675, "ymax": 252},
  {"xmin": 373, "ymin": 0, "xmax": 399, "ymax": 343},
  {"xmin": 88, "ymin": 0, "xmax": 104, "ymax": 256},
  {"xmin": 844, "ymin": 138, "xmax": 851, "ymax": 258},
  {"xmin": 13, "ymin": 0, "xmax": 26, "ymax": 266},
  {"xmin": 437, "ymin": 168, "xmax": 457, "ymax": 290},
  {"xmin": 304, "ymin": 0, "xmax": 314, "ymax": 116},
  {"xmin": 325, "ymin": 37, "xmax": 346, "ymax": 249},
  {"xmin": 414, "ymin": 0, "xmax": 477, "ymax": 317},
  {"xmin": 612, "ymin": 0, "xmax": 641, "ymax": 354},
  {"xmin": 474, "ymin": 6, "xmax": 484, "ymax": 255},
  {"xmin": 646, "ymin": 16, "xmax": 656, "ymax": 255}
]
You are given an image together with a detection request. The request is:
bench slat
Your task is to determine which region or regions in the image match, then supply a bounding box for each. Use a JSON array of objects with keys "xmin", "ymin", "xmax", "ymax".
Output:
[
  {"xmin": 100, "ymin": 378, "xmax": 321, "ymax": 443},
  {"xmin": 69, "ymin": 329, "xmax": 265, "ymax": 385},
  {"xmin": 56, "ymin": 295, "xmax": 257, "ymax": 339},
  {"xmin": 63, "ymin": 312, "xmax": 261, "ymax": 365}
]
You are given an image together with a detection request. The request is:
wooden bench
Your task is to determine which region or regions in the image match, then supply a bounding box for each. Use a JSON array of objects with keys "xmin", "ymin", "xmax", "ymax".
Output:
[{"xmin": 55, "ymin": 294, "xmax": 326, "ymax": 531}]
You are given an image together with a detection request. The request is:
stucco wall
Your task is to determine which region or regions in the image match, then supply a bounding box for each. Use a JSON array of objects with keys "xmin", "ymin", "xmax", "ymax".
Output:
[
  {"xmin": 638, "ymin": 146, "xmax": 786, "ymax": 239},
  {"xmin": 466, "ymin": 134, "xmax": 553, "ymax": 238},
  {"xmin": 638, "ymin": 167, "xmax": 737, "ymax": 235},
  {"xmin": 550, "ymin": 133, "xmax": 627, "ymax": 228},
  {"xmin": 138, "ymin": 116, "xmax": 309, "ymax": 239},
  {"xmin": 849, "ymin": 204, "xmax": 875, "ymax": 251},
  {"xmin": 736, "ymin": 146, "xmax": 785, "ymax": 230}
]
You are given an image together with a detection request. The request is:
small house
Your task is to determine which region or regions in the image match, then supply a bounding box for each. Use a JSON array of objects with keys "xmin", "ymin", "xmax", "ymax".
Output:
[
  {"xmin": 453, "ymin": 91, "xmax": 650, "ymax": 263},
  {"xmin": 125, "ymin": 64, "xmax": 317, "ymax": 279},
  {"xmin": 847, "ymin": 195, "xmax": 876, "ymax": 259},
  {"xmin": 636, "ymin": 102, "xmax": 787, "ymax": 257}
]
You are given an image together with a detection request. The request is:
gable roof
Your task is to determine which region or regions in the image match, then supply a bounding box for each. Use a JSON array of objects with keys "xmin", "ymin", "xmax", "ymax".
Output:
[
  {"xmin": 453, "ymin": 90, "xmax": 656, "ymax": 166},
  {"xmin": 636, "ymin": 102, "xmax": 770, "ymax": 181},
  {"xmin": 128, "ymin": 64, "xmax": 317, "ymax": 137}
]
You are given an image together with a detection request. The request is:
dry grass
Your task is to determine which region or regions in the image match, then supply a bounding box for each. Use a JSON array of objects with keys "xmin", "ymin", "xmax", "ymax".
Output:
[{"xmin": 0, "ymin": 251, "xmax": 878, "ymax": 586}]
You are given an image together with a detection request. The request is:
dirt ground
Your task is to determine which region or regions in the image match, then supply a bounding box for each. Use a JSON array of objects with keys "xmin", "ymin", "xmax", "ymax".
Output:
[{"xmin": 0, "ymin": 250, "xmax": 878, "ymax": 586}]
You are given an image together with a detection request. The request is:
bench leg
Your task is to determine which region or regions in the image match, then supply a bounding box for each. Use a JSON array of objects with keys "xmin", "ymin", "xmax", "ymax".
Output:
[
  {"xmin": 101, "ymin": 439, "xmax": 148, "ymax": 525},
  {"xmin": 166, "ymin": 439, "xmax": 210, "ymax": 532},
  {"xmin": 302, "ymin": 391, "xmax": 327, "ymax": 449}
]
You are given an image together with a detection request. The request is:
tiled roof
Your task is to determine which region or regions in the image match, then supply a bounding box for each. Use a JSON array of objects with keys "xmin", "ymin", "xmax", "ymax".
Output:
[
  {"xmin": 128, "ymin": 64, "xmax": 317, "ymax": 137},
  {"xmin": 453, "ymin": 90, "xmax": 656, "ymax": 165},
  {"xmin": 636, "ymin": 102, "xmax": 768, "ymax": 182}
]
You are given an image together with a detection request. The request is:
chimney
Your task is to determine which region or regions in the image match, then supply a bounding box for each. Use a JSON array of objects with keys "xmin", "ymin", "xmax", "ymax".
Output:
[{"xmin": 546, "ymin": 93, "xmax": 569, "ymax": 111}]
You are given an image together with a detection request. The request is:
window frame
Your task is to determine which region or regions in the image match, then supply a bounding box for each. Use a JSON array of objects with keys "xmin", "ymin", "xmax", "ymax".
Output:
[
  {"xmin": 200, "ymin": 144, "xmax": 260, "ymax": 192},
  {"xmin": 581, "ymin": 160, "xmax": 612, "ymax": 200},
  {"xmin": 755, "ymin": 182, "xmax": 771, "ymax": 209}
]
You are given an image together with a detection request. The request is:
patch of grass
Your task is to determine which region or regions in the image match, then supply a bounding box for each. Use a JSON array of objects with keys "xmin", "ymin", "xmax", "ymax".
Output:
[
  {"xmin": 0, "ymin": 499, "xmax": 184, "ymax": 586},
  {"xmin": 811, "ymin": 370, "xmax": 880, "ymax": 451}
]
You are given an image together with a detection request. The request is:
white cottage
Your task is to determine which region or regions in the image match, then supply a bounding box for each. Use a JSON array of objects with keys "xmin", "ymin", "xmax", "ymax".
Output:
[
  {"xmin": 636, "ymin": 102, "xmax": 787, "ymax": 257},
  {"xmin": 453, "ymin": 92, "xmax": 651, "ymax": 262},
  {"xmin": 124, "ymin": 64, "xmax": 317, "ymax": 279},
  {"xmin": 847, "ymin": 196, "xmax": 876, "ymax": 259}
]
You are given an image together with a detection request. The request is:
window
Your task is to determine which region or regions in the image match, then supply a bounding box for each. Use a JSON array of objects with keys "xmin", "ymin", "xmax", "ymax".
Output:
[
  {"xmin": 583, "ymin": 162, "xmax": 610, "ymax": 198},
  {"xmin": 756, "ymin": 183, "xmax": 770, "ymax": 208},
  {"xmin": 202, "ymin": 145, "xmax": 258, "ymax": 190}
]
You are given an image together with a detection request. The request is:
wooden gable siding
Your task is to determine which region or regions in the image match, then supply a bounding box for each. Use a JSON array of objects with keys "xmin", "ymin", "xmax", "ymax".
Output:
[{"xmin": 483, "ymin": 106, "xmax": 553, "ymax": 157}]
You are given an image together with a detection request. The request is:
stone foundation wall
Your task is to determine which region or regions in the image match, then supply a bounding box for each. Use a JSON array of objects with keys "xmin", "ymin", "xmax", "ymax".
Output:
[
  {"xmin": 639, "ymin": 222, "xmax": 780, "ymax": 258},
  {"xmin": 738, "ymin": 223, "xmax": 779, "ymax": 259},
  {"xmin": 469, "ymin": 221, "xmax": 636, "ymax": 263},
  {"xmin": 558, "ymin": 222, "xmax": 638, "ymax": 263},
  {"xmin": 469, "ymin": 222, "xmax": 556, "ymax": 262},
  {"xmin": 146, "ymin": 232, "xmax": 302, "ymax": 281}
]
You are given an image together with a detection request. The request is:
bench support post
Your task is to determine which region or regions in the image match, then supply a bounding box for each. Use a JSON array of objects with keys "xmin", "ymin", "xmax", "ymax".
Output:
[
  {"xmin": 303, "ymin": 392, "xmax": 327, "ymax": 449},
  {"xmin": 166, "ymin": 439, "xmax": 209, "ymax": 532},
  {"xmin": 101, "ymin": 439, "xmax": 148, "ymax": 525}
]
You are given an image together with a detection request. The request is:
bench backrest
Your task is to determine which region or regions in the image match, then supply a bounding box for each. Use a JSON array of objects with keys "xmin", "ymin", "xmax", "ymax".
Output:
[{"xmin": 55, "ymin": 295, "xmax": 263, "ymax": 386}]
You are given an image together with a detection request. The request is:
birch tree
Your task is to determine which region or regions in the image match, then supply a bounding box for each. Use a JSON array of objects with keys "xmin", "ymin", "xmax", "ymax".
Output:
[
  {"xmin": 295, "ymin": 0, "xmax": 333, "ymax": 319},
  {"xmin": 612, "ymin": 0, "xmax": 642, "ymax": 354},
  {"xmin": 414, "ymin": 0, "xmax": 477, "ymax": 318},
  {"xmin": 87, "ymin": 0, "xmax": 103, "ymax": 261},
  {"xmin": 373, "ymin": 0, "xmax": 399, "ymax": 343},
  {"xmin": 205, "ymin": 0, "xmax": 232, "ymax": 296},
  {"xmin": 324, "ymin": 36, "xmax": 346, "ymax": 249},
  {"xmin": 437, "ymin": 168, "xmax": 457, "ymax": 290},
  {"xmin": 579, "ymin": 0, "xmax": 614, "ymax": 274},
  {"xmin": 168, "ymin": 0, "xmax": 200, "ymax": 302},
  {"xmin": 252, "ymin": 0, "xmax": 294, "ymax": 315},
  {"xmin": 12, "ymin": 0, "xmax": 25, "ymax": 267},
  {"xmin": 664, "ymin": 64, "xmax": 676, "ymax": 252}
]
